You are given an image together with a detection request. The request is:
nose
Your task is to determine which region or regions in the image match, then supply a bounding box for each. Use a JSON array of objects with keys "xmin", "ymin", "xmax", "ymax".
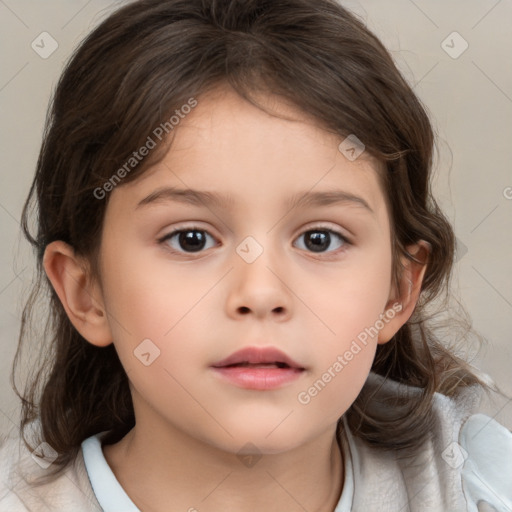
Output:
[{"xmin": 225, "ymin": 241, "xmax": 293, "ymax": 322}]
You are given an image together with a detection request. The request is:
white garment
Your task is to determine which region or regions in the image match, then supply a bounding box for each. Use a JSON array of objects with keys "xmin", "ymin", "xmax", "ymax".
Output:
[
  {"xmin": 78, "ymin": 414, "xmax": 512, "ymax": 512},
  {"xmin": 1, "ymin": 376, "xmax": 511, "ymax": 511}
]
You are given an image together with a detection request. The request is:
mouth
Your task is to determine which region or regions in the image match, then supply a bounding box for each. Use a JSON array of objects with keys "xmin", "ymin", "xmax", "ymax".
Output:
[
  {"xmin": 211, "ymin": 346, "xmax": 305, "ymax": 370},
  {"xmin": 214, "ymin": 362, "xmax": 297, "ymax": 369},
  {"xmin": 211, "ymin": 347, "xmax": 306, "ymax": 390}
]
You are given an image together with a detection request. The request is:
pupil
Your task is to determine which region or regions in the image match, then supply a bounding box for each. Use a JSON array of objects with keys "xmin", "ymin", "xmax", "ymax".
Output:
[
  {"xmin": 180, "ymin": 231, "xmax": 206, "ymax": 252},
  {"xmin": 176, "ymin": 230, "xmax": 331, "ymax": 253},
  {"xmin": 306, "ymin": 231, "xmax": 329, "ymax": 252}
]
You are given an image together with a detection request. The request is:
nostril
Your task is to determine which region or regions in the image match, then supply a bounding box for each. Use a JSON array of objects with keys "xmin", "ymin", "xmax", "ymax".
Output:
[{"xmin": 236, "ymin": 306, "xmax": 284, "ymax": 315}]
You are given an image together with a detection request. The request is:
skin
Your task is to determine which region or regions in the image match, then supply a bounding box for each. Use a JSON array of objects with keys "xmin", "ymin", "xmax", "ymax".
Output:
[{"xmin": 44, "ymin": 86, "xmax": 427, "ymax": 512}]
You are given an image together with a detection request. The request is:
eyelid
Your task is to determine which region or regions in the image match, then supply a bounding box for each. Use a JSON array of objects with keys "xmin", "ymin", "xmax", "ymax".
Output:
[
  {"xmin": 297, "ymin": 222, "xmax": 353, "ymax": 243},
  {"xmin": 158, "ymin": 221, "xmax": 215, "ymax": 237},
  {"xmin": 157, "ymin": 223, "xmax": 217, "ymax": 244},
  {"xmin": 158, "ymin": 222, "xmax": 352, "ymax": 242}
]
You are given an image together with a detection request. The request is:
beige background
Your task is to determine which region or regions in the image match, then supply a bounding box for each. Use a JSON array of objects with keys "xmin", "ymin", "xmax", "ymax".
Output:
[{"xmin": 1, "ymin": 0, "xmax": 511, "ymax": 439}]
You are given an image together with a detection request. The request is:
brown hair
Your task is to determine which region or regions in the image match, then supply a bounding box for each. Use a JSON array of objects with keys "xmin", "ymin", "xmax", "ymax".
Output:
[{"xmin": 14, "ymin": 0, "xmax": 490, "ymax": 477}]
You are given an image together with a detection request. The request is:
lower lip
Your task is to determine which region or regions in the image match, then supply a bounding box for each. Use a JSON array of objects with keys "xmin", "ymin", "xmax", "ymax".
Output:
[{"xmin": 211, "ymin": 366, "xmax": 304, "ymax": 390}]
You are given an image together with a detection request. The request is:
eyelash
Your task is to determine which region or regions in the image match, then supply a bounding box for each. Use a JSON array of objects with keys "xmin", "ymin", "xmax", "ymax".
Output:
[{"xmin": 157, "ymin": 224, "xmax": 352, "ymax": 258}]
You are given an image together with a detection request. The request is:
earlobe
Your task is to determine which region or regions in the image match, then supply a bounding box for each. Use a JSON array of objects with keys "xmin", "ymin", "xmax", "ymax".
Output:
[
  {"xmin": 43, "ymin": 240, "xmax": 113, "ymax": 347},
  {"xmin": 377, "ymin": 241, "xmax": 430, "ymax": 344}
]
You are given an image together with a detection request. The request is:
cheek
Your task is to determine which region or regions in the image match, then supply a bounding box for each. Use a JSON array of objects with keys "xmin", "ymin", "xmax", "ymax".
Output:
[
  {"xmin": 295, "ymin": 289, "xmax": 384, "ymax": 425},
  {"xmin": 296, "ymin": 345, "xmax": 376, "ymax": 426},
  {"xmin": 101, "ymin": 246, "xmax": 202, "ymax": 336},
  {"xmin": 295, "ymin": 244, "xmax": 392, "ymax": 416},
  {"xmin": 312, "ymin": 243, "xmax": 393, "ymax": 343},
  {"xmin": 99, "ymin": 246, "xmax": 225, "ymax": 391}
]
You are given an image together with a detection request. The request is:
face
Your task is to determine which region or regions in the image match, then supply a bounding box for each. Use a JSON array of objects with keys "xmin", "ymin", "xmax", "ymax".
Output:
[{"xmin": 96, "ymin": 87, "xmax": 396, "ymax": 455}]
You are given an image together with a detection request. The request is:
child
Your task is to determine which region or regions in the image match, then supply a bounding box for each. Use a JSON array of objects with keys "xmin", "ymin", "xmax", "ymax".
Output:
[{"xmin": 1, "ymin": 0, "xmax": 511, "ymax": 510}]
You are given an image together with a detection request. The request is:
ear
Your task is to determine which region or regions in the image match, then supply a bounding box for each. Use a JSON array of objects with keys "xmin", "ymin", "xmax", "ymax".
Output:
[
  {"xmin": 377, "ymin": 241, "xmax": 430, "ymax": 344},
  {"xmin": 43, "ymin": 240, "xmax": 113, "ymax": 347}
]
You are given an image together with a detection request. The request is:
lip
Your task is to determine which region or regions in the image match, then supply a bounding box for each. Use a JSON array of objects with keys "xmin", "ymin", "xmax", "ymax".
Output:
[
  {"xmin": 211, "ymin": 346, "xmax": 304, "ymax": 369},
  {"xmin": 211, "ymin": 366, "xmax": 304, "ymax": 390},
  {"xmin": 210, "ymin": 346, "xmax": 306, "ymax": 391}
]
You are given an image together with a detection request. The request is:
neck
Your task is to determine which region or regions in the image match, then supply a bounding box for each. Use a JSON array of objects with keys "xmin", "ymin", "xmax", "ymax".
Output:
[{"xmin": 103, "ymin": 418, "xmax": 344, "ymax": 512}]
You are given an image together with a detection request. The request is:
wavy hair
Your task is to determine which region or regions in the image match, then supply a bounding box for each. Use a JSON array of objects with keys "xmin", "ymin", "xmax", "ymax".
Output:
[{"xmin": 13, "ymin": 0, "xmax": 491, "ymax": 478}]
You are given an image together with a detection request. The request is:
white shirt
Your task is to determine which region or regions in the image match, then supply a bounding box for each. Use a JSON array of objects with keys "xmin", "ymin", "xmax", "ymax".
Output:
[{"xmin": 80, "ymin": 413, "xmax": 512, "ymax": 512}]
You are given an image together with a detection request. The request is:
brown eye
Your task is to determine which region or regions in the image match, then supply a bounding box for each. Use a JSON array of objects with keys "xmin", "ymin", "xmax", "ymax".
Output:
[
  {"xmin": 161, "ymin": 229, "xmax": 216, "ymax": 253},
  {"xmin": 294, "ymin": 229, "xmax": 349, "ymax": 254}
]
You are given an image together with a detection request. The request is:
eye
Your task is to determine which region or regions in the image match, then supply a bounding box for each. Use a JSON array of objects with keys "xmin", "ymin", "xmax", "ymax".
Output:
[
  {"xmin": 294, "ymin": 227, "xmax": 350, "ymax": 254},
  {"xmin": 159, "ymin": 227, "xmax": 217, "ymax": 254},
  {"xmin": 158, "ymin": 225, "xmax": 351, "ymax": 256}
]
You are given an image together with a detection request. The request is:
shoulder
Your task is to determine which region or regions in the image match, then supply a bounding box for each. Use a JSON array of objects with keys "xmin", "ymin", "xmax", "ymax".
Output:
[
  {"xmin": 422, "ymin": 388, "xmax": 512, "ymax": 511},
  {"xmin": 459, "ymin": 413, "xmax": 512, "ymax": 511},
  {"xmin": 425, "ymin": 385, "xmax": 512, "ymax": 509},
  {"xmin": 346, "ymin": 374, "xmax": 510, "ymax": 511},
  {"xmin": 0, "ymin": 433, "xmax": 102, "ymax": 511}
]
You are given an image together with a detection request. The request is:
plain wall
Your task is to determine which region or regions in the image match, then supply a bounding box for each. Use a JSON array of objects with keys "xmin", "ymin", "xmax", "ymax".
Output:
[{"xmin": 1, "ymin": 0, "xmax": 511, "ymax": 440}]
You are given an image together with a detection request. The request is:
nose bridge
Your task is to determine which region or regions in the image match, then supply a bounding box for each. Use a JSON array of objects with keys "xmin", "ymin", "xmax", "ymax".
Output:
[{"xmin": 227, "ymin": 232, "xmax": 292, "ymax": 319}]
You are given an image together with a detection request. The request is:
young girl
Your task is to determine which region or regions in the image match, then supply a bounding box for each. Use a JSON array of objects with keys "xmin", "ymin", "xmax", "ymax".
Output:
[{"xmin": 1, "ymin": 0, "xmax": 511, "ymax": 510}]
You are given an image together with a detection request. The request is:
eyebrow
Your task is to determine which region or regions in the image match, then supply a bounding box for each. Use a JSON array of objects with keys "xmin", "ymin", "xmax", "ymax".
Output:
[{"xmin": 136, "ymin": 186, "xmax": 373, "ymax": 213}]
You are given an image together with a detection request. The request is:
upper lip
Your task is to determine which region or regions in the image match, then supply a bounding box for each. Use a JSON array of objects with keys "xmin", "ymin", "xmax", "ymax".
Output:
[{"xmin": 211, "ymin": 346, "xmax": 305, "ymax": 369}]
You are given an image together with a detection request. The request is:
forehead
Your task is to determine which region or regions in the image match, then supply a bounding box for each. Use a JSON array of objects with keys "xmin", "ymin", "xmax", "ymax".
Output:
[{"xmin": 108, "ymin": 87, "xmax": 388, "ymax": 220}]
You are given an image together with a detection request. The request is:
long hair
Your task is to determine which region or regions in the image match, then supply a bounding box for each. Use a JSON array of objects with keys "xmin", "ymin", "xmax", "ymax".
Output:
[{"xmin": 13, "ymin": 0, "xmax": 490, "ymax": 478}]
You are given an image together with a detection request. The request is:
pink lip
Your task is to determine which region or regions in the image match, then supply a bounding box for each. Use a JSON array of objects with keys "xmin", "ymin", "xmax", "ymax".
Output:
[
  {"xmin": 211, "ymin": 366, "xmax": 304, "ymax": 390},
  {"xmin": 211, "ymin": 346, "xmax": 304, "ymax": 369},
  {"xmin": 210, "ymin": 346, "xmax": 306, "ymax": 391}
]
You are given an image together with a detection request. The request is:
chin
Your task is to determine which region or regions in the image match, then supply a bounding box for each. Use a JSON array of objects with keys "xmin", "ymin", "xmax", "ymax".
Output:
[{"xmin": 214, "ymin": 425, "xmax": 309, "ymax": 456}]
